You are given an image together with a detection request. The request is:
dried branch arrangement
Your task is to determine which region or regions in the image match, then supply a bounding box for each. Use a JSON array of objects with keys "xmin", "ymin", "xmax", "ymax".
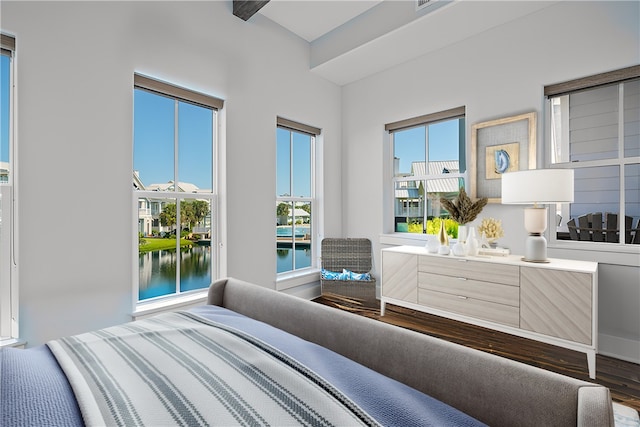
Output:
[{"xmin": 440, "ymin": 187, "xmax": 488, "ymax": 225}]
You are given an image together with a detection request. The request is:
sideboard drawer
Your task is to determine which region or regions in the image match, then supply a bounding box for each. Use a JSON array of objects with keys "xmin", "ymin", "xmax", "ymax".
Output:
[
  {"xmin": 419, "ymin": 272, "xmax": 519, "ymax": 307},
  {"xmin": 418, "ymin": 288, "xmax": 520, "ymax": 327},
  {"xmin": 418, "ymin": 255, "xmax": 519, "ymax": 286}
]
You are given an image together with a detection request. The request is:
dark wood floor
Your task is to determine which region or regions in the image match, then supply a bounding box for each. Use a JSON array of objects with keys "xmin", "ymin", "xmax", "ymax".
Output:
[{"xmin": 313, "ymin": 294, "xmax": 640, "ymax": 411}]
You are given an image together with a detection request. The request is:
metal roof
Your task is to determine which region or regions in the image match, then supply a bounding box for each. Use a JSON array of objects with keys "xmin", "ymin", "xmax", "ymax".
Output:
[{"xmin": 395, "ymin": 161, "xmax": 462, "ymax": 199}]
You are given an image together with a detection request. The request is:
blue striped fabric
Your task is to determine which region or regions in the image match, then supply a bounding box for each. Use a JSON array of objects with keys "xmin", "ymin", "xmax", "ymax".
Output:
[{"xmin": 48, "ymin": 311, "xmax": 382, "ymax": 426}]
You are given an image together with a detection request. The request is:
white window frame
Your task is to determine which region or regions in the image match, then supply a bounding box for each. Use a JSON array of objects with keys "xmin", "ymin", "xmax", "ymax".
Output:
[
  {"xmin": 0, "ymin": 33, "xmax": 20, "ymax": 346},
  {"xmin": 384, "ymin": 107, "xmax": 467, "ymax": 239},
  {"xmin": 545, "ymin": 66, "xmax": 640, "ymax": 258},
  {"xmin": 275, "ymin": 117, "xmax": 321, "ymax": 284},
  {"xmin": 132, "ymin": 74, "xmax": 222, "ymax": 312}
]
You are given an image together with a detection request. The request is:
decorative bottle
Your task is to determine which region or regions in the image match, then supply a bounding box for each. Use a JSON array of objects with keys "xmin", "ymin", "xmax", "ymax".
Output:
[
  {"xmin": 437, "ymin": 220, "xmax": 450, "ymax": 255},
  {"xmin": 466, "ymin": 226, "xmax": 479, "ymax": 256},
  {"xmin": 438, "ymin": 220, "xmax": 449, "ymax": 246}
]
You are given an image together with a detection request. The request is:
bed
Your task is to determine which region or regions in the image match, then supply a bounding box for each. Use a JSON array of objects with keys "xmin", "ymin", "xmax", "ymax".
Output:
[{"xmin": 1, "ymin": 277, "xmax": 615, "ymax": 426}]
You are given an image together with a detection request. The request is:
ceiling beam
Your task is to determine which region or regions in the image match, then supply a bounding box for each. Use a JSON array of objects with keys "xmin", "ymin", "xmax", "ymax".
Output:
[{"xmin": 233, "ymin": 0, "xmax": 270, "ymax": 21}]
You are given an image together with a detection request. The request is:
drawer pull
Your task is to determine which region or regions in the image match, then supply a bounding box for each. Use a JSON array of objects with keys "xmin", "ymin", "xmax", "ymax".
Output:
[
  {"xmin": 457, "ymin": 277, "xmax": 467, "ymax": 281},
  {"xmin": 456, "ymin": 295, "xmax": 468, "ymax": 300}
]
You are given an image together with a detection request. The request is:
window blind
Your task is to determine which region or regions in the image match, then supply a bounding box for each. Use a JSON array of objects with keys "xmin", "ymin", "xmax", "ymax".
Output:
[
  {"xmin": 385, "ymin": 106, "xmax": 465, "ymax": 132},
  {"xmin": 277, "ymin": 117, "xmax": 321, "ymax": 136},
  {"xmin": 1, "ymin": 33, "xmax": 15, "ymax": 57},
  {"xmin": 134, "ymin": 73, "xmax": 224, "ymax": 110},
  {"xmin": 544, "ymin": 65, "xmax": 640, "ymax": 98}
]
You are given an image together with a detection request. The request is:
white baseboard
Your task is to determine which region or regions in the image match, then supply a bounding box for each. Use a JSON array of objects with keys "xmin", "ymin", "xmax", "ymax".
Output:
[{"xmin": 598, "ymin": 333, "xmax": 640, "ymax": 365}]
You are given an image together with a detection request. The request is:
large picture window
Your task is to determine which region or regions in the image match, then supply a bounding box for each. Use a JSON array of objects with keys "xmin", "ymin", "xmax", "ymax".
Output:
[
  {"xmin": 1, "ymin": 33, "xmax": 17, "ymax": 343},
  {"xmin": 276, "ymin": 117, "xmax": 319, "ymax": 274},
  {"xmin": 386, "ymin": 107, "xmax": 466, "ymax": 235},
  {"xmin": 546, "ymin": 66, "xmax": 639, "ymax": 247},
  {"xmin": 133, "ymin": 74, "xmax": 222, "ymax": 302}
]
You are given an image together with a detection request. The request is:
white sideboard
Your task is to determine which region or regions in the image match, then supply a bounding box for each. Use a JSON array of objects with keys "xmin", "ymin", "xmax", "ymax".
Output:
[{"xmin": 381, "ymin": 245, "xmax": 598, "ymax": 379}]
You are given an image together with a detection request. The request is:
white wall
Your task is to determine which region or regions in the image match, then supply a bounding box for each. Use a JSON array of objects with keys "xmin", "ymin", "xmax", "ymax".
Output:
[
  {"xmin": 341, "ymin": 1, "xmax": 640, "ymax": 362},
  {"xmin": 3, "ymin": 0, "xmax": 638, "ymax": 363},
  {"xmin": 2, "ymin": 1, "xmax": 342, "ymax": 346}
]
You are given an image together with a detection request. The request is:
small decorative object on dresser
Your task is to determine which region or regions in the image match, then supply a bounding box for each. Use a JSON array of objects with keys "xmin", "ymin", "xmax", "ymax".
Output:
[
  {"xmin": 466, "ymin": 227, "xmax": 479, "ymax": 256},
  {"xmin": 436, "ymin": 220, "xmax": 450, "ymax": 254},
  {"xmin": 440, "ymin": 186, "xmax": 487, "ymax": 257},
  {"xmin": 440, "ymin": 186, "xmax": 488, "ymax": 232},
  {"xmin": 478, "ymin": 217, "xmax": 504, "ymax": 247}
]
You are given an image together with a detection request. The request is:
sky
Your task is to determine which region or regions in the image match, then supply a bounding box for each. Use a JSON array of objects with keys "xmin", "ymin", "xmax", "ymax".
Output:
[
  {"xmin": 393, "ymin": 118, "xmax": 462, "ymax": 175},
  {"xmin": 133, "ymin": 89, "xmax": 213, "ymax": 191},
  {"xmin": 276, "ymin": 127, "xmax": 311, "ymax": 198}
]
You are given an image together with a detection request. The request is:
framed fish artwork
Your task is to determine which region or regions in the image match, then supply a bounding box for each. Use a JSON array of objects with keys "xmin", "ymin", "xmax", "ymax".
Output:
[{"xmin": 470, "ymin": 112, "xmax": 537, "ymax": 203}]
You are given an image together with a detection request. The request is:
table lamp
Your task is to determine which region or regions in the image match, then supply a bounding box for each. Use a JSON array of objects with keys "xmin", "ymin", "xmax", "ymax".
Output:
[{"xmin": 501, "ymin": 169, "xmax": 574, "ymax": 262}]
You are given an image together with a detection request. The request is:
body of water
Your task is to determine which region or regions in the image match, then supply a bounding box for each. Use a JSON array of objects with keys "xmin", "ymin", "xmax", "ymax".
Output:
[
  {"xmin": 140, "ymin": 241, "xmax": 311, "ymax": 296},
  {"xmin": 139, "ymin": 245, "xmax": 211, "ymax": 300},
  {"xmin": 277, "ymin": 245, "xmax": 311, "ymax": 273}
]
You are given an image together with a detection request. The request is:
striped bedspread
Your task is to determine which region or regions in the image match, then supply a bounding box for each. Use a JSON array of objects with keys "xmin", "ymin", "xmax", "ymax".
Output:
[{"xmin": 47, "ymin": 311, "xmax": 380, "ymax": 427}]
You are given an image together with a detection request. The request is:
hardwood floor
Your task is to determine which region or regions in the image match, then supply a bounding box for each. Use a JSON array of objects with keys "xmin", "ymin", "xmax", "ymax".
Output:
[{"xmin": 313, "ymin": 294, "xmax": 640, "ymax": 412}]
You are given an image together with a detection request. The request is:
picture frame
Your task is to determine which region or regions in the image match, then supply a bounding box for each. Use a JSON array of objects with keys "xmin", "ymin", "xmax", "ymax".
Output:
[{"xmin": 470, "ymin": 112, "xmax": 536, "ymax": 203}]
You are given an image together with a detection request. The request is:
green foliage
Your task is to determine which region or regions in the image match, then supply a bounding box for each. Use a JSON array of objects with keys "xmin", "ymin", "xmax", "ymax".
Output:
[
  {"xmin": 138, "ymin": 237, "xmax": 192, "ymax": 253},
  {"xmin": 159, "ymin": 203, "xmax": 177, "ymax": 228},
  {"xmin": 426, "ymin": 217, "xmax": 459, "ymax": 239},
  {"xmin": 276, "ymin": 203, "xmax": 290, "ymax": 216},
  {"xmin": 407, "ymin": 222, "xmax": 424, "ymax": 233},
  {"xmin": 159, "ymin": 200, "xmax": 210, "ymax": 231}
]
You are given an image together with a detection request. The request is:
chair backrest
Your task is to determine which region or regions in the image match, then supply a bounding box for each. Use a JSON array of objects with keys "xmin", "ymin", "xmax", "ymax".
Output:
[
  {"xmin": 567, "ymin": 213, "xmax": 639, "ymax": 243},
  {"xmin": 321, "ymin": 238, "xmax": 372, "ymax": 273}
]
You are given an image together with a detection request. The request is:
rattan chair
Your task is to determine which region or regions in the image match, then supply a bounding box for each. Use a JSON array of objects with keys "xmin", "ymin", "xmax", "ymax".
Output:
[{"xmin": 320, "ymin": 238, "xmax": 377, "ymax": 303}]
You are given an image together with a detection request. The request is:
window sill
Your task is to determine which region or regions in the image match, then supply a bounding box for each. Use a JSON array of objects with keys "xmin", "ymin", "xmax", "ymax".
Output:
[
  {"xmin": 548, "ymin": 240, "xmax": 640, "ymax": 267},
  {"xmin": 380, "ymin": 233, "xmax": 430, "ymax": 247},
  {"xmin": 276, "ymin": 268, "xmax": 321, "ymax": 291},
  {"xmin": 0, "ymin": 338, "xmax": 26, "ymax": 349},
  {"xmin": 133, "ymin": 290, "xmax": 209, "ymax": 320}
]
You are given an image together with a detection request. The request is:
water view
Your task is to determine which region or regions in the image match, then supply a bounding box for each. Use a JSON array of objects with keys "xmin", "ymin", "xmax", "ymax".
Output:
[
  {"xmin": 276, "ymin": 246, "xmax": 311, "ymax": 273},
  {"xmin": 139, "ymin": 245, "xmax": 211, "ymax": 300}
]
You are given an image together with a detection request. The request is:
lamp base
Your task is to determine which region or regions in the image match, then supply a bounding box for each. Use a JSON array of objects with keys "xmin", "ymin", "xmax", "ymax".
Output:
[
  {"xmin": 521, "ymin": 257, "xmax": 551, "ymax": 264},
  {"xmin": 524, "ymin": 233, "xmax": 548, "ymax": 263}
]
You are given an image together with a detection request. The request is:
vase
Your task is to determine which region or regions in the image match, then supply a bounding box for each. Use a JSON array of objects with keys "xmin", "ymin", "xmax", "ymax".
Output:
[
  {"xmin": 466, "ymin": 227, "xmax": 479, "ymax": 256},
  {"xmin": 452, "ymin": 241, "xmax": 466, "ymax": 256},
  {"xmin": 438, "ymin": 220, "xmax": 449, "ymax": 246},
  {"xmin": 458, "ymin": 225, "xmax": 468, "ymax": 243}
]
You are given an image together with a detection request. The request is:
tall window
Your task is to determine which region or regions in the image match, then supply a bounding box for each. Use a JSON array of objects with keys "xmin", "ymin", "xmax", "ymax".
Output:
[
  {"xmin": 1, "ymin": 33, "xmax": 16, "ymax": 342},
  {"xmin": 386, "ymin": 107, "xmax": 466, "ymax": 234},
  {"xmin": 276, "ymin": 117, "xmax": 319, "ymax": 274},
  {"xmin": 546, "ymin": 66, "xmax": 639, "ymax": 246},
  {"xmin": 133, "ymin": 74, "xmax": 222, "ymax": 302}
]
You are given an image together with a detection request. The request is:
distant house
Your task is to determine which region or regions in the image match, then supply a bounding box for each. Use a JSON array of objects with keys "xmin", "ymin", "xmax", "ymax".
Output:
[
  {"xmin": 395, "ymin": 160, "xmax": 462, "ymax": 222},
  {"xmin": 134, "ymin": 172, "xmax": 210, "ymax": 237}
]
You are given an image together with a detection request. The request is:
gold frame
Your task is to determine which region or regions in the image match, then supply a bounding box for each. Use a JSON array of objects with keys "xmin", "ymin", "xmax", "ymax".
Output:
[{"xmin": 470, "ymin": 112, "xmax": 537, "ymax": 203}]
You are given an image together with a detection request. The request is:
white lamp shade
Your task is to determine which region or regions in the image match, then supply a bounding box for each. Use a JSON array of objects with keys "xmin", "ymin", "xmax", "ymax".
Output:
[{"xmin": 501, "ymin": 169, "xmax": 574, "ymax": 204}]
